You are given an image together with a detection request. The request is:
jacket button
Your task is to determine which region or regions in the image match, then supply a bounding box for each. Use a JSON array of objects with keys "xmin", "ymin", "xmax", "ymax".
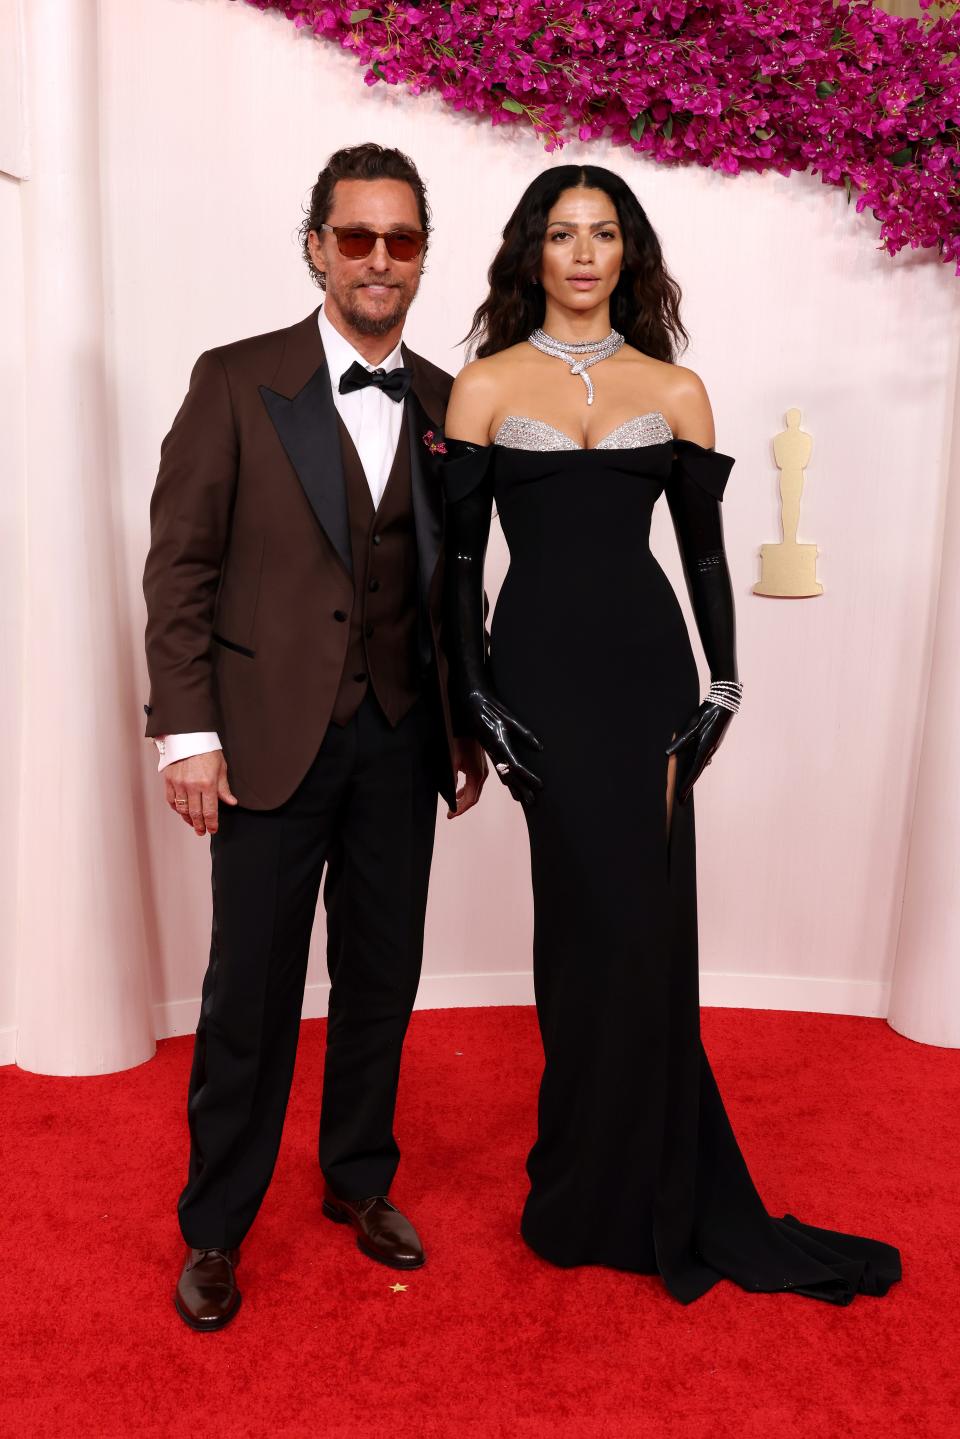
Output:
[
  {"xmin": 364, "ymin": 623, "xmax": 374, "ymax": 638},
  {"xmin": 372, "ymin": 534, "xmax": 382, "ymax": 546},
  {"xmin": 353, "ymin": 671, "xmax": 368, "ymax": 683},
  {"xmin": 333, "ymin": 610, "xmax": 348, "ymax": 622},
  {"xmin": 368, "ymin": 578, "xmax": 380, "ymax": 593}
]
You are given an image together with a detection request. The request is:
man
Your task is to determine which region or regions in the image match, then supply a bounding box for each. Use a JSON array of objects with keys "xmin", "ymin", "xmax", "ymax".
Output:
[{"xmin": 142, "ymin": 144, "xmax": 487, "ymax": 1332}]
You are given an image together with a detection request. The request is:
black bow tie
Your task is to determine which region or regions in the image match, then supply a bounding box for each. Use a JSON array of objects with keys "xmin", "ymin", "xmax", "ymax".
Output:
[{"xmin": 338, "ymin": 361, "xmax": 413, "ymax": 403}]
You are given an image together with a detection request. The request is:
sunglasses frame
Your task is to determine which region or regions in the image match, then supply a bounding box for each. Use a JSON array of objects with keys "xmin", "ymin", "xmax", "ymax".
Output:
[{"xmin": 319, "ymin": 223, "xmax": 429, "ymax": 261}]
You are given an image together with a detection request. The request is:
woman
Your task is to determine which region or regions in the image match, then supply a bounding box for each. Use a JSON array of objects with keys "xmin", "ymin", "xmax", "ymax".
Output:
[{"xmin": 441, "ymin": 165, "xmax": 901, "ymax": 1305}]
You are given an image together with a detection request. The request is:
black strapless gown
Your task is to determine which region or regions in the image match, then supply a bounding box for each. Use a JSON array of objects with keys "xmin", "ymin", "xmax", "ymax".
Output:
[{"xmin": 477, "ymin": 413, "xmax": 901, "ymax": 1305}]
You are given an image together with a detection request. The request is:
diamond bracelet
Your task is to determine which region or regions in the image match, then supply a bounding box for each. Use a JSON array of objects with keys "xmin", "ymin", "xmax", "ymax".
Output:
[{"xmin": 706, "ymin": 680, "xmax": 743, "ymax": 714}]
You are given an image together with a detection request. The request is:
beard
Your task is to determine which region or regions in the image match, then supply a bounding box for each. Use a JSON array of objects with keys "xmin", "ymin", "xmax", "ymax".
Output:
[{"xmin": 333, "ymin": 276, "xmax": 417, "ymax": 336}]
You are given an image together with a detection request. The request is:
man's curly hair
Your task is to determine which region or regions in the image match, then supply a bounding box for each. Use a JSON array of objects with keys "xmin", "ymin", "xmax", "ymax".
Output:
[{"xmin": 300, "ymin": 143, "xmax": 432, "ymax": 290}]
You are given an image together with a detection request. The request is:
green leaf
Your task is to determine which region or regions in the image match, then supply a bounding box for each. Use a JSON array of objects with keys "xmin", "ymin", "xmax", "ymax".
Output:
[
  {"xmin": 662, "ymin": 114, "xmax": 674, "ymax": 139},
  {"xmin": 816, "ymin": 80, "xmax": 840, "ymax": 98},
  {"xmin": 349, "ymin": 7, "xmax": 372, "ymax": 20},
  {"xmin": 501, "ymin": 97, "xmax": 525, "ymax": 114},
  {"xmin": 831, "ymin": 26, "xmax": 844, "ymax": 44},
  {"xmin": 630, "ymin": 112, "xmax": 647, "ymax": 141},
  {"xmin": 890, "ymin": 146, "xmax": 913, "ymax": 166},
  {"xmin": 843, "ymin": 174, "xmax": 853, "ymax": 203},
  {"xmin": 754, "ymin": 127, "xmax": 772, "ymax": 141}
]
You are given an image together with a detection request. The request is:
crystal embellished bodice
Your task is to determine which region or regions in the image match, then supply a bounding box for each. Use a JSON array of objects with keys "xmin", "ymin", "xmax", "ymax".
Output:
[{"xmin": 493, "ymin": 412, "xmax": 673, "ymax": 452}]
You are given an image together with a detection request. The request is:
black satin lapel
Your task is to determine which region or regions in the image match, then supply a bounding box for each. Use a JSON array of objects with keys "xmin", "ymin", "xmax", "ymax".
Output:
[
  {"xmin": 259, "ymin": 366, "xmax": 351, "ymax": 576},
  {"xmin": 407, "ymin": 391, "xmax": 443, "ymax": 612}
]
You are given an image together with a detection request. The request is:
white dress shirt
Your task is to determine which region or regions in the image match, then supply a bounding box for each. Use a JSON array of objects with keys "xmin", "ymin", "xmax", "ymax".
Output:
[
  {"xmin": 318, "ymin": 301, "xmax": 406, "ymax": 508},
  {"xmin": 154, "ymin": 305, "xmax": 408, "ymax": 772}
]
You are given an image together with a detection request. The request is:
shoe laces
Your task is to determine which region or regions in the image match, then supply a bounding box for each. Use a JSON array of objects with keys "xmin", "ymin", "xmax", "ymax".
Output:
[
  {"xmin": 194, "ymin": 1247, "xmax": 235, "ymax": 1267},
  {"xmin": 357, "ymin": 1196, "xmax": 396, "ymax": 1216}
]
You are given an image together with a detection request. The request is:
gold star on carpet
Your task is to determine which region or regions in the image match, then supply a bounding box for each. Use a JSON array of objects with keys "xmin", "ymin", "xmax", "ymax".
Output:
[{"xmin": 389, "ymin": 1282, "xmax": 408, "ymax": 1293}]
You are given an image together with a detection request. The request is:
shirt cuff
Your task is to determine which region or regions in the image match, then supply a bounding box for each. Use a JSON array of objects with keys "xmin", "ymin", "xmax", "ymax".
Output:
[{"xmin": 155, "ymin": 732, "xmax": 222, "ymax": 772}]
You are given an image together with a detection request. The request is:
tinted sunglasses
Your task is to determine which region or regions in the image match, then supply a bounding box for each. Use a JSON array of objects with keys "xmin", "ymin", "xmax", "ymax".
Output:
[{"xmin": 319, "ymin": 223, "xmax": 428, "ymax": 261}]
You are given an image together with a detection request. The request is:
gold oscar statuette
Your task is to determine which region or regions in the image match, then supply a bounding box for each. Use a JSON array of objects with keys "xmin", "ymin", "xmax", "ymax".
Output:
[{"xmin": 753, "ymin": 408, "xmax": 823, "ymax": 598}]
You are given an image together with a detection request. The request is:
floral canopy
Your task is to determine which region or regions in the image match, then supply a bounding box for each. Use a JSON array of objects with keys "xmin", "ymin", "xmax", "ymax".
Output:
[{"xmin": 239, "ymin": 1, "xmax": 960, "ymax": 272}]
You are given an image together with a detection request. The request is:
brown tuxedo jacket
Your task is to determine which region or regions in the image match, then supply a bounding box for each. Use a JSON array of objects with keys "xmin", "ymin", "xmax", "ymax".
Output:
[{"xmin": 142, "ymin": 307, "xmax": 458, "ymax": 810}]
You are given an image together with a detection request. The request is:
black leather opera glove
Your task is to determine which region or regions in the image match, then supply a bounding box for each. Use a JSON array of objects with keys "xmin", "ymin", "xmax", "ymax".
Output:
[
  {"xmin": 664, "ymin": 438, "xmax": 740, "ymax": 805},
  {"xmin": 441, "ymin": 438, "xmax": 543, "ymax": 807}
]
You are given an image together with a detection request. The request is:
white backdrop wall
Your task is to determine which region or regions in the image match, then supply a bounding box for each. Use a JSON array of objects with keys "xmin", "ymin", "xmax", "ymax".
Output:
[
  {"xmin": 3, "ymin": 0, "xmax": 960, "ymax": 1068},
  {"xmin": 0, "ymin": 172, "xmax": 25, "ymax": 1065}
]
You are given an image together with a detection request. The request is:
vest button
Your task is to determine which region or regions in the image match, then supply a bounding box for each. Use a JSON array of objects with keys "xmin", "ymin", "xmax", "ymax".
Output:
[
  {"xmin": 364, "ymin": 624, "xmax": 374, "ymax": 638},
  {"xmin": 333, "ymin": 610, "xmax": 348, "ymax": 622},
  {"xmin": 372, "ymin": 534, "xmax": 382, "ymax": 546},
  {"xmin": 353, "ymin": 671, "xmax": 368, "ymax": 683},
  {"xmin": 368, "ymin": 578, "xmax": 380, "ymax": 592}
]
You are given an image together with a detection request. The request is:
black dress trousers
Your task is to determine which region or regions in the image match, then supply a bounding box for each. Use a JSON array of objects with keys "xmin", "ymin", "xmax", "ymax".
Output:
[{"xmin": 177, "ymin": 691, "xmax": 444, "ymax": 1250}]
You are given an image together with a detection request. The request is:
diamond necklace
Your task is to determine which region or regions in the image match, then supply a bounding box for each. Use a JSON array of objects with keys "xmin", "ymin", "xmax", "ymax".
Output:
[{"xmin": 527, "ymin": 327, "xmax": 625, "ymax": 405}]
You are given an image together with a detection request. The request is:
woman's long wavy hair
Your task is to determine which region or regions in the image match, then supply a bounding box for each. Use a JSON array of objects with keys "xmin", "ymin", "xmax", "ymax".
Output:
[{"xmin": 465, "ymin": 166, "xmax": 687, "ymax": 363}]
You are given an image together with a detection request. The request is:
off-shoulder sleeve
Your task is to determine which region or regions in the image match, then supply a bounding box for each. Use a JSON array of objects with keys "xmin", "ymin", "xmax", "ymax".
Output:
[
  {"xmin": 671, "ymin": 437, "xmax": 736, "ymax": 501},
  {"xmin": 440, "ymin": 437, "xmax": 494, "ymax": 504}
]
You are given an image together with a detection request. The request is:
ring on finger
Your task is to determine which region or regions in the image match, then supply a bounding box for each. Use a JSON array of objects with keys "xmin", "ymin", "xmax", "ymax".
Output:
[{"xmin": 175, "ymin": 796, "xmax": 189, "ymax": 809}]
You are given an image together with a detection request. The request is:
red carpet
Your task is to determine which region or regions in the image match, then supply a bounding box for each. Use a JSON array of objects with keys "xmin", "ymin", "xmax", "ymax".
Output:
[{"xmin": 2, "ymin": 1006, "xmax": 958, "ymax": 1438}]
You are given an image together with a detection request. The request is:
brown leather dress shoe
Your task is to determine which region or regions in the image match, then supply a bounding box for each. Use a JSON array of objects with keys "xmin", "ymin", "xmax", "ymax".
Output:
[
  {"xmin": 174, "ymin": 1247, "xmax": 242, "ymax": 1331},
  {"xmin": 322, "ymin": 1187, "xmax": 425, "ymax": 1269}
]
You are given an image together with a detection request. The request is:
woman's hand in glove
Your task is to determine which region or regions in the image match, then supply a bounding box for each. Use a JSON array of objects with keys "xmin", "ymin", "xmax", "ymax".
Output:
[
  {"xmin": 665, "ymin": 700, "xmax": 734, "ymax": 805},
  {"xmin": 462, "ymin": 687, "xmax": 543, "ymax": 808}
]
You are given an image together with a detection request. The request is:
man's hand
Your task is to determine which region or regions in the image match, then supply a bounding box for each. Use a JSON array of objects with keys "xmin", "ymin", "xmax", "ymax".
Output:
[
  {"xmin": 447, "ymin": 738, "xmax": 488, "ymax": 819},
  {"xmin": 163, "ymin": 750, "xmax": 238, "ymax": 836}
]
